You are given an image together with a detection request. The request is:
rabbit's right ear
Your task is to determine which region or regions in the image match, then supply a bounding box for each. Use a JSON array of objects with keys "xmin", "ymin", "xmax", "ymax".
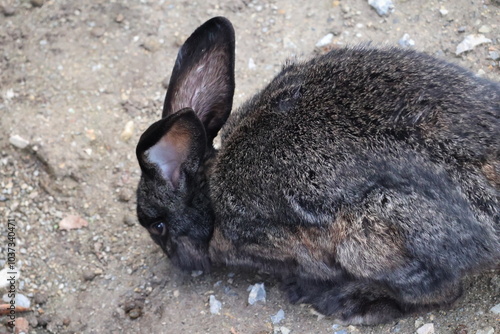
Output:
[
  {"xmin": 162, "ymin": 17, "xmax": 235, "ymax": 145},
  {"xmin": 136, "ymin": 108, "xmax": 207, "ymax": 190}
]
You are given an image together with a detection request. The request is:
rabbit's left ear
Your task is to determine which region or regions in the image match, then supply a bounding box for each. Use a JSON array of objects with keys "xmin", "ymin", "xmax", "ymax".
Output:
[
  {"xmin": 136, "ymin": 108, "xmax": 206, "ymax": 189},
  {"xmin": 162, "ymin": 17, "xmax": 235, "ymax": 145}
]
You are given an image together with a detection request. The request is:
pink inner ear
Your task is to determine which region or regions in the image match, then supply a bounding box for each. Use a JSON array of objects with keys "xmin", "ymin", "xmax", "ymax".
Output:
[{"xmin": 145, "ymin": 128, "xmax": 191, "ymax": 188}]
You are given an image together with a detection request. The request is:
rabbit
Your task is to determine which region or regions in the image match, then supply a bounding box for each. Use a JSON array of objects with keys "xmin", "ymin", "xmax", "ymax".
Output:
[{"xmin": 135, "ymin": 17, "xmax": 500, "ymax": 325}]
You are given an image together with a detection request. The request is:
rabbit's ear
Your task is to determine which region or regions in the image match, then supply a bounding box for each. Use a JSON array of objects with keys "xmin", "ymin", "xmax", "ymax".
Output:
[
  {"xmin": 162, "ymin": 17, "xmax": 235, "ymax": 144},
  {"xmin": 136, "ymin": 108, "xmax": 207, "ymax": 189}
]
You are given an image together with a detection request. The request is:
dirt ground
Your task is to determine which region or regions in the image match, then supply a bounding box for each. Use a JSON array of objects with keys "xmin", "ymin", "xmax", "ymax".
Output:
[{"xmin": 0, "ymin": 0, "xmax": 499, "ymax": 333}]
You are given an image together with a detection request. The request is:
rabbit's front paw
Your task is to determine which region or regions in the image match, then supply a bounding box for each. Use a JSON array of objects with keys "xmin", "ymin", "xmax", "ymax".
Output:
[{"xmin": 282, "ymin": 277, "xmax": 307, "ymax": 304}]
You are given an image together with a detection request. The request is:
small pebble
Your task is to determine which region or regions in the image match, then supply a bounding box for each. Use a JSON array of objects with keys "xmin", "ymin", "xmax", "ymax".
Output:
[
  {"xmin": 123, "ymin": 300, "xmax": 141, "ymax": 313},
  {"xmin": 115, "ymin": 13, "xmax": 124, "ymax": 23},
  {"xmin": 37, "ymin": 314, "xmax": 51, "ymax": 327},
  {"xmin": 62, "ymin": 317, "xmax": 71, "ymax": 326},
  {"xmin": 487, "ymin": 51, "xmax": 500, "ymax": 61},
  {"xmin": 2, "ymin": 5, "xmax": 16, "ymax": 16},
  {"xmin": 274, "ymin": 327, "xmax": 291, "ymax": 334},
  {"xmin": 414, "ymin": 317, "xmax": 424, "ymax": 328},
  {"xmin": 368, "ymin": 0, "xmax": 395, "ymax": 16},
  {"xmin": 128, "ymin": 308, "xmax": 142, "ymax": 319},
  {"xmin": 398, "ymin": 33, "xmax": 415, "ymax": 48},
  {"xmin": 3, "ymin": 293, "xmax": 31, "ymax": 308},
  {"xmin": 476, "ymin": 327, "xmax": 495, "ymax": 334},
  {"xmin": 315, "ymin": 33, "xmax": 333, "ymax": 47},
  {"xmin": 113, "ymin": 307, "xmax": 126, "ymax": 319},
  {"xmin": 90, "ymin": 27, "xmax": 105, "ymax": 38},
  {"xmin": 82, "ymin": 270, "xmax": 97, "ymax": 281},
  {"xmin": 270, "ymin": 309, "xmax": 285, "ymax": 324},
  {"xmin": 248, "ymin": 58, "xmax": 257, "ymax": 70},
  {"xmin": 34, "ymin": 293, "xmax": 48, "ymax": 305},
  {"xmin": 175, "ymin": 35, "xmax": 187, "ymax": 47},
  {"xmin": 333, "ymin": 331, "xmax": 348, "ymax": 334},
  {"xmin": 118, "ymin": 188, "xmax": 133, "ymax": 202},
  {"xmin": 123, "ymin": 215, "xmax": 136, "ymax": 227},
  {"xmin": 9, "ymin": 135, "xmax": 30, "ymax": 149},
  {"xmin": 478, "ymin": 25, "xmax": 491, "ymax": 34},
  {"xmin": 14, "ymin": 317, "xmax": 29, "ymax": 334},
  {"xmin": 30, "ymin": 0, "xmax": 44, "ymax": 7},
  {"xmin": 248, "ymin": 283, "xmax": 266, "ymax": 305},
  {"xmin": 120, "ymin": 120, "xmax": 134, "ymax": 142},
  {"xmin": 490, "ymin": 303, "xmax": 500, "ymax": 314},
  {"xmin": 141, "ymin": 37, "xmax": 161, "ymax": 52},
  {"xmin": 439, "ymin": 7, "xmax": 448, "ymax": 16},
  {"xmin": 209, "ymin": 295, "xmax": 222, "ymax": 314},
  {"xmin": 27, "ymin": 315, "xmax": 38, "ymax": 328},
  {"xmin": 416, "ymin": 323, "xmax": 435, "ymax": 334},
  {"xmin": 59, "ymin": 215, "xmax": 88, "ymax": 230},
  {"xmin": 457, "ymin": 26, "xmax": 467, "ymax": 33},
  {"xmin": 17, "ymin": 294, "xmax": 31, "ymax": 309}
]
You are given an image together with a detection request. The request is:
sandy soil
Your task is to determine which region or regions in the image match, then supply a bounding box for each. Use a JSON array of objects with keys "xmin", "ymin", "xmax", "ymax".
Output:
[{"xmin": 0, "ymin": 0, "xmax": 499, "ymax": 333}]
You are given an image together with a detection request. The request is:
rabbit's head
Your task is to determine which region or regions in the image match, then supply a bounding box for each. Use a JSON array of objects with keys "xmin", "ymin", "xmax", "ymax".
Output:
[{"xmin": 135, "ymin": 17, "xmax": 235, "ymax": 271}]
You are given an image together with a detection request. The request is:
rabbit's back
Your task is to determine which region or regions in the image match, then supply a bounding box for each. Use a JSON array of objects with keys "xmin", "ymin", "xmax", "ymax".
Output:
[{"xmin": 223, "ymin": 47, "xmax": 499, "ymax": 163}]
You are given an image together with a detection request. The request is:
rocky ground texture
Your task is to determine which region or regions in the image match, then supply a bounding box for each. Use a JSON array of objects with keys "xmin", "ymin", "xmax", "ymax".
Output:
[{"xmin": 0, "ymin": 0, "xmax": 499, "ymax": 333}]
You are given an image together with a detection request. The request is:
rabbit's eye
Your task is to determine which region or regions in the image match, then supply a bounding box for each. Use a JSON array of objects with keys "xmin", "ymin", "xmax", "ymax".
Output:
[{"xmin": 149, "ymin": 222, "xmax": 167, "ymax": 236}]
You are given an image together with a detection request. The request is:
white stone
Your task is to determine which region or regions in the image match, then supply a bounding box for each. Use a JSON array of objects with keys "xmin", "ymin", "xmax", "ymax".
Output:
[
  {"xmin": 271, "ymin": 309, "xmax": 285, "ymax": 324},
  {"xmin": 398, "ymin": 33, "xmax": 415, "ymax": 48},
  {"xmin": 315, "ymin": 33, "xmax": 334, "ymax": 48},
  {"xmin": 209, "ymin": 295, "xmax": 222, "ymax": 314},
  {"xmin": 274, "ymin": 327, "xmax": 291, "ymax": 334},
  {"xmin": 478, "ymin": 25, "xmax": 491, "ymax": 34},
  {"xmin": 368, "ymin": 0, "xmax": 395, "ymax": 16},
  {"xmin": 248, "ymin": 283, "xmax": 266, "ymax": 305},
  {"xmin": 417, "ymin": 323, "xmax": 435, "ymax": 334},
  {"xmin": 9, "ymin": 135, "xmax": 29, "ymax": 149},
  {"xmin": 2, "ymin": 293, "xmax": 30, "ymax": 309},
  {"xmin": 490, "ymin": 303, "xmax": 500, "ymax": 314},
  {"xmin": 248, "ymin": 58, "xmax": 256, "ymax": 70},
  {"xmin": 456, "ymin": 34, "xmax": 492, "ymax": 55}
]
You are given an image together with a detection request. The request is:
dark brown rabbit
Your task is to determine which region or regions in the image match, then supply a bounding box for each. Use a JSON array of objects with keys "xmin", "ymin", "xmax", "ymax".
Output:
[{"xmin": 136, "ymin": 17, "xmax": 499, "ymax": 325}]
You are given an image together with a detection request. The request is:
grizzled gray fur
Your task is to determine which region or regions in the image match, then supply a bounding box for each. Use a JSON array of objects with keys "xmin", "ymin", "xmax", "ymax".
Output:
[{"xmin": 135, "ymin": 17, "xmax": 499, "ymax": 325}]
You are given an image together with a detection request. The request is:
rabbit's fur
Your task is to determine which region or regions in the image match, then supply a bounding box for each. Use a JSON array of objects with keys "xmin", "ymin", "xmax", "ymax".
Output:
[{"xmin": 136, "ymin": 17, "xmax": 499, "ymax": 325}]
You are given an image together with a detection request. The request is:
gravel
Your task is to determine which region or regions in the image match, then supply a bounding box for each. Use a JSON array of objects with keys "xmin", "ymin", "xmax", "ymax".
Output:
[
  {"xmin": 209, "ymin": 295, "xmax": 222, "ymax": 314},
  {"xmin": 0, "ymin": 0, "xmax": 497, "ymax": 333},
  {"xmin": 368, "ymin": 0, "xmax": 394, "ymax": 16},
  {"xmin": 9, "ymin": 135, "xmax": 29, "ymax": 149},
  {"xmin": 416, "ymin": 323, "xmax": 435, "ymax": 334},
  {"xmin": 271, "ymin": 309, "xmax": 285, "ymax": 324},
  {"xmin": 248, "ymin": 283, "xmax": 266, "ymax": 305}
]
